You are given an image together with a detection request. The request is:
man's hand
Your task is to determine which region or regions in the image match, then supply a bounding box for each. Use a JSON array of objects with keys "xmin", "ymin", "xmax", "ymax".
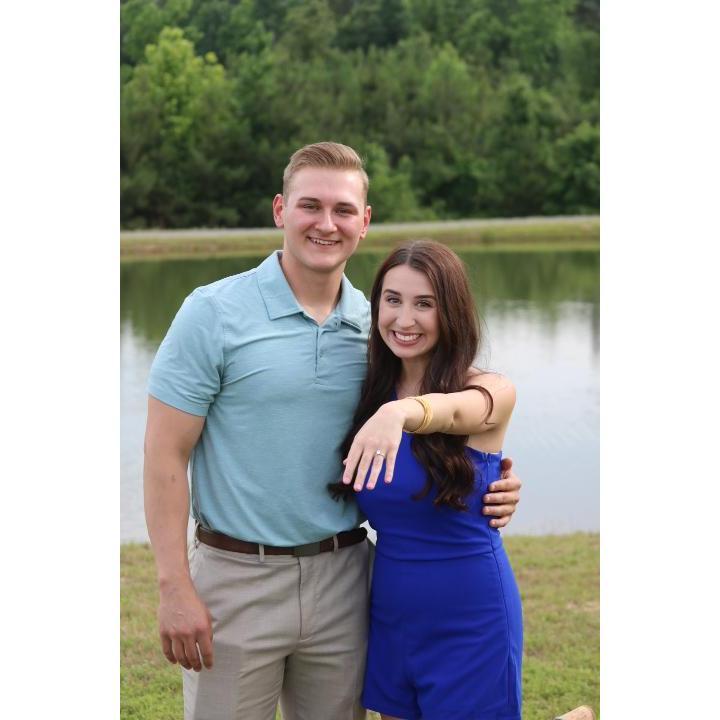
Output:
[
  {"xmin": 482, "ymin": 457, "xmax": 521, "ymax": 528},
  {"xmin": 158, "ymin": 579, "xmax": 214, "ymax": 672}
]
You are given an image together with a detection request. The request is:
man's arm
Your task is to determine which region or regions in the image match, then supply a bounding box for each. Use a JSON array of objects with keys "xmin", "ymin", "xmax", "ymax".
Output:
[
  {"xmin": 144, "ymin": 396, "xmax": 213, "ymax": 672},
  {"xmin": 482, "ymin": 457, "xmax": 521, "ymax": 528}
]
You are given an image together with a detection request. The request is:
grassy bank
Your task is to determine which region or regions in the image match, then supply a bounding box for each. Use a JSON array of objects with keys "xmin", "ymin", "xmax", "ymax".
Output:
[
  {"xmin": 121, "ymin": 533, "xmax": 599, "ymax": 719},
  {"xmin": 120, "ymin": 216, "xmax": 599, "ymax": 262}
]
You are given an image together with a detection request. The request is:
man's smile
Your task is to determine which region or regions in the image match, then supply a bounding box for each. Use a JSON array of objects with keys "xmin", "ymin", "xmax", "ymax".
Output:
[{"xmin": 308, "ymin": 236, "xmax": 340, "ymax": 247}]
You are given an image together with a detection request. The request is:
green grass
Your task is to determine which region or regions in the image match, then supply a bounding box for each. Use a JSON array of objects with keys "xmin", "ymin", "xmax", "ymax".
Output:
[
  {"xmin": 120, "ymin": 216, "xmax": 599, "ymax": 262},
  {"xmin": 121, "ymin": 533, "xmax": 599, "ymax": 719}
]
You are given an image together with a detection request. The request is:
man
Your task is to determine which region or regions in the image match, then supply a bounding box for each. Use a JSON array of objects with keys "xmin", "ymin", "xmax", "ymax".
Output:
[{"xmin": 144, "ymin": 142, "xmax": 522, "ymax": 720}]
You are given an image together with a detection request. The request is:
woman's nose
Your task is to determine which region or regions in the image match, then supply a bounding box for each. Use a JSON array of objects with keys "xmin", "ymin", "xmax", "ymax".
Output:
[{"xmin": 397, "ymin": 307, "xmax": 416, "ymax": 328}]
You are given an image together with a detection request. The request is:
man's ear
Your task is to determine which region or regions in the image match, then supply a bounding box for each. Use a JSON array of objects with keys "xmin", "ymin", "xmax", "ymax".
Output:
[
  {"xmin": 360, "ymin": 204, "xmax": 372, "ymax": 239},
  {"xmin": 272, "ymin": 194, "xmax": 285, "ymax": 228}
]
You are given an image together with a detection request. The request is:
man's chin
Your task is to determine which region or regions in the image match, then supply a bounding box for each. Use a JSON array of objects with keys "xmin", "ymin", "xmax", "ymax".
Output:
[{"xmin": 304, "ymin": 251, "xmax": 352, "ymax": 273}]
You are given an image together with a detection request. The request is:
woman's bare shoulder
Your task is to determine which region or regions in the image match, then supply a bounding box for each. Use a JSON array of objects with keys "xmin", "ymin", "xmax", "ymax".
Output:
[
  {"xmin": 465, "ymin": 369, "xmax": 516, "ymax": 426},
  {"xmin": 465, "ymin": 368, "xmax": 515, "ymax": 393}
]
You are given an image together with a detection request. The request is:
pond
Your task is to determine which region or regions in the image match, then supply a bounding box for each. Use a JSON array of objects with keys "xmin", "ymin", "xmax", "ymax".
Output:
[{"xmin": 121, "ymin": 247, "xmax": 599, "ymax": 542}]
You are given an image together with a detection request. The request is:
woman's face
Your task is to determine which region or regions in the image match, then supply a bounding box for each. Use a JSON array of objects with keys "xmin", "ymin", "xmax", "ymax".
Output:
[{"xmin": 378, "ymin": 264, "xmax": 440, "ymax": 362}]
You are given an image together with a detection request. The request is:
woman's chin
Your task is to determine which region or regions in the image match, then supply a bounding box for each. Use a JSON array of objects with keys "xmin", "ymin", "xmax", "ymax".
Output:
[{"xmin": 387, "ymin": 343, "xmax": 426, "ymax": 360}]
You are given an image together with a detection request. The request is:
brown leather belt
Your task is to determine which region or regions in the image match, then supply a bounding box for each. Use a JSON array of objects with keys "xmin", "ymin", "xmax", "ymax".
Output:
[{"xmin": 196, "ymin": 525, "xmax": 367, "ymax": 557}]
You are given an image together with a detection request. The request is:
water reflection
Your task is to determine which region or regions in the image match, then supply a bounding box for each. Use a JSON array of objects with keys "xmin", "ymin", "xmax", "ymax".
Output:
[{"xmin": 120, "ymin": 249, "xmax": 599, "ymax": 542}]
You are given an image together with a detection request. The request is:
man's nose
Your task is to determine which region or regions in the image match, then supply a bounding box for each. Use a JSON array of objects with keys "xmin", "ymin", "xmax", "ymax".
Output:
[{"xmin": 315, "ymin": 211, "xmax": 337, "ymax": 234}]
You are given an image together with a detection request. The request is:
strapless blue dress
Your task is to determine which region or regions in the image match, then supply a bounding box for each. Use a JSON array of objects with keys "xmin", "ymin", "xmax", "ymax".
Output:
[{"xmin": 356, "ymin": 431, "xmax": 523, "ymax": 720}]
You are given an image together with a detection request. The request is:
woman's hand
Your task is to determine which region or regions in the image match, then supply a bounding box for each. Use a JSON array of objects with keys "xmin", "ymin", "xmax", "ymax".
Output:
[{"xmin": 342, "ymin": 402, "xmax": 405, "ymax": 491}]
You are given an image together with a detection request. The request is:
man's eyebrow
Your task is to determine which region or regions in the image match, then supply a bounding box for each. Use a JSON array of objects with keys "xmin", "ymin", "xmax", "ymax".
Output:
[{"xmin": 295, "ymin": 196, "xmax": 359, "ymax": 209}]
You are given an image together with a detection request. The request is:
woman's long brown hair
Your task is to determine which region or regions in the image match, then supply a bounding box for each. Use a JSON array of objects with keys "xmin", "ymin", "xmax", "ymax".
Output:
[{"xmin": 329, "ymin": 240, "xmax": 492, "ymax": 510}]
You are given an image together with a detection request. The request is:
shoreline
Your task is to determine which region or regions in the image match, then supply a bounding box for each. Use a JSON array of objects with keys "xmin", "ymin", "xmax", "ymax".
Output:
[{"xmin": 121, "ymin": 215, "xmax": 600, "ymax": 261}]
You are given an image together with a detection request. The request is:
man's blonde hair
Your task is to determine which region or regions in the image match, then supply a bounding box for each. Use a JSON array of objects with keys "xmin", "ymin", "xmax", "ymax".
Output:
[{"xmin": 283, "ymin": 141, "xmax": 369, "ymax": 200}]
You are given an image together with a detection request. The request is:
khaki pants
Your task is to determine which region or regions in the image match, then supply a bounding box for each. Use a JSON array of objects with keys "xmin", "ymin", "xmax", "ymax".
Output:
[{"xmin": 183, "ymin": 536, "xmax": 371, "ymax": 720}]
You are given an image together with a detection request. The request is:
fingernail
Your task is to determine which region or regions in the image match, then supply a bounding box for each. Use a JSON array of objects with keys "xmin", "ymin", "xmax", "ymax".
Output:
[
  {"xmin": 483, "ymin": 508, "xmax": 490, "ymax": 515},
  {"xmin": 385, "ymin": 476, "xmax": 392, "ymax": 483},
  {"xmin": 489, "ymin": 484, "xmax": 495, "ymax": 492},
  {"xmin": 342, "ymin": 477, "xmax": 350, "ymax": 484}
]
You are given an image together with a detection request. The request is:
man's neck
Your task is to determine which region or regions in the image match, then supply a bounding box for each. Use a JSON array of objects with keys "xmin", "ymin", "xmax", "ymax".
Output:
[{"xmin": 278, "ymin": 251, "xmax": 344, "ymax": 325}]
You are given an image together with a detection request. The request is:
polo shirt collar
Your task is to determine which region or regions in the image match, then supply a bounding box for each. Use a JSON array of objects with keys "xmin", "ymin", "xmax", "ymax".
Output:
[
  {"xmin": 257, "ymin": 251, "xmax": 365, "ymax": 330},
  {"xmin": 334, "ymin": 274, "xmax": 365, "ymax": 331},
  {"xmin": 256, "ymin": 251, "xmax": 304, "ymax": 320}
]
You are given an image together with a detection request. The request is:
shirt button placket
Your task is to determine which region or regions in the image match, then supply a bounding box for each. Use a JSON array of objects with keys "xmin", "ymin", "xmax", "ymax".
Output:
[{"xmin": 315, "ymin": 326, "xmax": 320, "ymax": 377}]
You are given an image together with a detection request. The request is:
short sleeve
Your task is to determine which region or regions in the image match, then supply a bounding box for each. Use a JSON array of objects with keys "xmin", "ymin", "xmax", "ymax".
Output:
[{"xmin": 147, "ymin": 290, "xmax": 224, "ymax": 416}]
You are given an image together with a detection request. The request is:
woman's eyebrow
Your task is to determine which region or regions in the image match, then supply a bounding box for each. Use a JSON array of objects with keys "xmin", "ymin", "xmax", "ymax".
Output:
[{"xmin": 383, "ymin": 288, "xmax": 436, "ymax": 299}]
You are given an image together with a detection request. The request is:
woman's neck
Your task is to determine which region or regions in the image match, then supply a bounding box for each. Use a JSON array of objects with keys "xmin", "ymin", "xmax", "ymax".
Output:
[{"xmin": 396, "ymin": 359, "xmax": 429, "ymax": 398}]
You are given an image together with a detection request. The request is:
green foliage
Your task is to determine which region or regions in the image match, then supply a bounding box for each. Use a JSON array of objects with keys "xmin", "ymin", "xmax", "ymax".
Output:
[
  {"xmin": 121, "ymin": 0, "xmax": 193, "ymax": 67},
  {"xmin": 545, "ymin": 121, "xmax": 600, "ymax": 214},
  {"xmin": 121, "ymin": 27, "xmax": 252, "ymax": 227},
  {"xmin": 120, "ymin": 0, "xmax": 599, "ymax": 228},
  {"xmin": 363, "ymin": 143, "xmax": 430, "ymax": 221},
  {"xmin": 335, "ymin": 0, "xmax": 412, "ymax": 51},
  {"xmin": 280, "ymin": 0, "xmax": 337, "ymax": 61},
  {"xmin": 478, "ymin": 73, "xmax": 567, "ymax": 216}
]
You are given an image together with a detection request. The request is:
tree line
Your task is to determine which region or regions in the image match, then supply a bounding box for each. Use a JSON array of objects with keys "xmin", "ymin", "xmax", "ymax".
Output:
[{"xmin": 121, "ymin": 0, "xmax": 599, "ymax": 228}]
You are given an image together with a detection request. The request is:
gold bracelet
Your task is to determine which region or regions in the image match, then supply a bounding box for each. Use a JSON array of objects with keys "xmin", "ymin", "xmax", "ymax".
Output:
[{"xmin": 407, "ymin": 395, "xmax": 433, "ymax": 434}]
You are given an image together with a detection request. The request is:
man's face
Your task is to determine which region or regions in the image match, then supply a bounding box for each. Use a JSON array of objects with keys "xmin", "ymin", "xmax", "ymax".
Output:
[{"xmin": 272, "ymin": 167, "xmax": 371, "ymax": 276}]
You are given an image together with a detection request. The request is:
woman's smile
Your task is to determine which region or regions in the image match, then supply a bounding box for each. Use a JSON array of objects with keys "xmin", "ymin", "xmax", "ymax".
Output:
[{"xmin": 390, "ymin": 330, "xmax": 423, "ymax": 345}]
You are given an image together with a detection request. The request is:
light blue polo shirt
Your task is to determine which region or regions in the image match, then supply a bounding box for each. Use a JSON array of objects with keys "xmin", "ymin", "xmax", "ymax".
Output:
[{"xmin": 148, "ymin": 251, "xmax": 370, "ymax": 545}]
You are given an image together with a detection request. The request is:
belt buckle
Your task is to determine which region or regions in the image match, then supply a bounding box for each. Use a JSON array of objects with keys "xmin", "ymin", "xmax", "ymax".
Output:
[{"xmin": 293, "ymin": 541, "xmax": 321, "ymax": 557}]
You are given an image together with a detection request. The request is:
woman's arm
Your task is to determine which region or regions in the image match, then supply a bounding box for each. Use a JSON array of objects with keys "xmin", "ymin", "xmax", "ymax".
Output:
[
  {"xmin": 393, "ymin": 374, "xmax": 516, "ymax": 436},
  {"xmin": 342, "ymin": 373, "xmax": 515, "ymax": 491}
]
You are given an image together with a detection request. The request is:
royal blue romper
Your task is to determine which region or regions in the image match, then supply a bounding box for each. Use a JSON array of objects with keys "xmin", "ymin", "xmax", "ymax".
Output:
[{"xmin": 356, "ymin": 431, "xmax": 523, "ymax": 720}]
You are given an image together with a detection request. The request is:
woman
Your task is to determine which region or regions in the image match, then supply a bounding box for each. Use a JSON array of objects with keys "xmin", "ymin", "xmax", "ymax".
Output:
[{"xmin": 333, "ymin": 240, "xmax": 522, "ymax": 720}]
